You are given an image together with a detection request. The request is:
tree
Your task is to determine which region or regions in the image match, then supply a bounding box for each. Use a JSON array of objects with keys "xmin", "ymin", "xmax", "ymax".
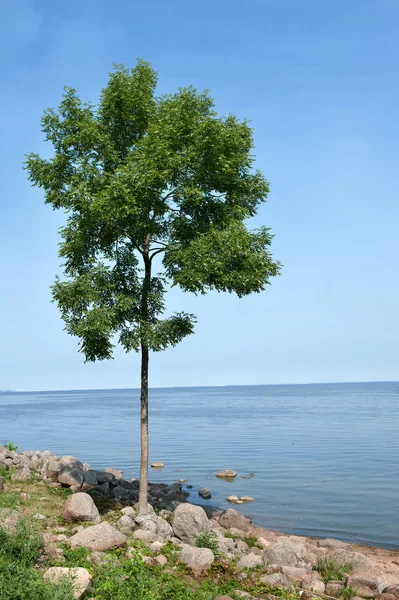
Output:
[{"xmin": 25, "ymin": 60, "xmax": 281, "ymax": 514}]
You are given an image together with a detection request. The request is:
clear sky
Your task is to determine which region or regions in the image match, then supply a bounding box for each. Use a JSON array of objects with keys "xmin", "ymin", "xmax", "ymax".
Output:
[{"xmin": 1, "ymin": 0, "xmax": 398, "ymax": 390}]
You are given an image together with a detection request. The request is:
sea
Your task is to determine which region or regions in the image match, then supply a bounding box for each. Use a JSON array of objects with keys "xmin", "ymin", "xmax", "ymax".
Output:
[{"xmin": 0, "ymin": 382, "xmax": 398, "ymax": 548}]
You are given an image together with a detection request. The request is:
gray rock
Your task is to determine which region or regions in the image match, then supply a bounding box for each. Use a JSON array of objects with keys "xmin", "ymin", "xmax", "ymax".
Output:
[
  {"xmin": 236, "ymin": 553, "xmax": 264, "ymax": 570},
  {"xmin": 281, "ymin": 566, "xmax": 310, "ymax": 584},
  {"xmin": 98, "ymin": 482, "xmax": 111, "ymax": 496},
  {"xmin": 59, "ymin": 456, "xmax": 84, "ymax": 471},
  {"xmin": 43, "ymin": 567, "xmax": 91, "ymax": 599},
  {"xmin": 172, "ymin": 503, "xmax": 209, "ymax": 545},
  {"xmin": 302, "ymin": 573, "xmax": 325, "ymax": 594},
  {"xmin": 83, "ymin": 470, "xmax": 98, "ymax": 487},
  {"xmin": 260, "ymin": 572, "xmax": 294, "ymax": 589},
  {"xmin": 325, "ymin": 581, "xmax": 346, "ymax": 598},
  {"xmin": 120, "ymin": 506, "xmax": 136, "ymax": 518},
  {"xmin": 46, "ymin": 460, "xmax": 61, "ymax": 481},
  {"xmin": 218, "ymin": 509, "xmax": 251, "ymax": 532},
  {"xmin": 384, "ymin": 587, "xmax": 399, "ymax": 599},
  {"xmin": 58, "ymin": 468, "xmax": 84, "ymax": 488},
  {"xmin": 11, "ymin": 466, "xmax": 31, "ymax": 481},
  {"xmin": 216, "ymin": 470, "xmax": 237, "ymax": 478},
  {"xmin": 263, "ymin": 537, "xmax": 319, "ymax": 568},
  {"xmin": 213, "ymin": 530, "xmax": 235, "ymax": 555},
  {"xmin": 105, "ymin": 468, "xmax": 122, "ymax": 480},
  {"xmin": 198, "ymin": 487, "xmax": 211, "ymax": 499},
  {"xmin": 133, "ymin": 529, "xmax": 158, "ymax": 545},
  {"xmin": 150, "ymin": 541, "xmax": 165, "ymax": 553},
  {"xmin": 117, "ymin": 515, "xmax": 135, "ymax": 531},
  {"xmin": 347, "ymin": 576, "xmax": 386, "ymax": 598},
  {"xmin": 63, "ymin": 492, "xmax": 100, "ymax": 524},
  {"xmin": 69, "ymin": 522, "xmax": 126, "ymax": 551},
  {"xmin": 178, "ymin": 544, "xmax": 215, "ymax": 573},
  {"xmin": 327, "ymin": 548, "xmax": 375, "ymax": 573},
  {"xmin": 111, "ymin": 486, "xmax": 136, "ymax": 502},
  {"xmin": 95, "ymin": 470, "xmax": 116, "ymax": 485},
  {"xmin": 317, "ymin": 537, "xmax": 349, "ymax": 550}
]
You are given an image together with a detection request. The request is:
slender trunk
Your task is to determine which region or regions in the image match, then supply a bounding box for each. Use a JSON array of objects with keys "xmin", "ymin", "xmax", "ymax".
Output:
[
  {"xmin": 138, "ymin": 343, "xmax": 149, "ymax": 514},
  {"xmin": 138, "ymin": 249, "xmax": 151, "ymax": 514}
]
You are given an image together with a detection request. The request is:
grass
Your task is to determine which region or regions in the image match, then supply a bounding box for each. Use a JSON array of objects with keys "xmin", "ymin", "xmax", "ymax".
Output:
[
  {"xmin": 195, "ymin": 530, "xmax": 220, "ymax": 555},
  {"xmin": 315, "ymin": 557, "xmax": 353, "ymax": 583}
]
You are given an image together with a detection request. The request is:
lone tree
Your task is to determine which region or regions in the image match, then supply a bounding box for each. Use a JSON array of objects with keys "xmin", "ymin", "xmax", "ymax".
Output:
[{"xmin": 25, "ymin": 61, "xmax": 281, "ymax": 513}]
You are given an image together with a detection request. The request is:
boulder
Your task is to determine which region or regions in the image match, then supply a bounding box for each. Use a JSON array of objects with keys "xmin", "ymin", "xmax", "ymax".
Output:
[
  {"xmin": 198, "ymin": 487, "xmax": 211, "ymax": 499},
  {"xmin": 152, "ymin": 554, "xmax": 167, "ymax": 566},
  {"xmin": 11, "ymin": 466, "xmax": 31, "ymax": 481},
  {"xmin": 151, "ymin": 462, "xmax": 164, "ymax": 468},
  {"xmin": 226, "ymin": 495, "xmax": 240, "ymax": 503},
  {"xmin": 328, "ymin": 548, "xmax": 375, "ymax": 573},
  {"xmin": 83, "ymin": 470, "xmax": 98, "ymax": 487},
  {"xmin": 172, "ymin": 503, "xmax": 209, "ymax": 545},
  {"xmin": 347, "ymin": 576, "xmax": 386, "ymax": 598},
  {"xmin": 111, "ymin": 486, "xmax": 136, "ymax": 502},
  {"xmin": 326, "ymin": 581, "xmax": 346, "ymax": 598},
  {"xmin": 178, "ymin": 545, "xmax": 214, "ymax": 573},
  {"xmin": 59, "ymin": 456, "xmax": 84, "ymax": 471},
  {"xmin": 218, "ymin": 509, "xmax": 251, "ymax": 532},
  {"xmin": 302, "ymin": 573, "xmax": 325, "ymax": 594},
  {"xmin": 237, "ymin": 553, "xmax": 264, "ymax": 570},
  {"xmin": 281, "ymin": 566, "xmax": 310, "ymax": 583},
  {"xmin": 213, "ymin": 530, "xmax": 235, "ymax": 556},
  {"xmin": 150, "ymin": 541, "xmax": 165, "ymax": 553},
  {"xmin": 46, "ymin": 460, "xmax": 61, "ymax": 481},
  {"xmin": 121, "ymin": 506, "xmax": 136, "ymax": 518},
  {"xmin": 260, "ymin": 572, "xmax": 294, "ymax": 589},
  {"xmin": 216, "ymin": 470, "xmax": 237, "ymax": 478},
  {"xmin": 0, "ymin": 508, "xmax": 24, "ymax": 532},
  {"xmin": 384, "ymin": 587, "xmax": 399, "ymax": 599},
  {"xmin": 95, "ymin": 471, "xmax": 116, "ymax": 485},
  {"xmin": 69, "ymin": 522, "xmax": 126, "ymax": 551},
  {"xmin": 105, "ymin": 468, "xmax": 122, "ymax": 480},
  {"xmin": 263, "ymin": 537, "xmax": 318, "ymax": 568},
  {"xmin": 240, "ymin": 496, "xmax": 254, "ymax": 502},
  {"xmin": 117, "ymin": 515, "xmax": 135, "ymax": 531},
  {"xmin": 43, "ymin": 567, "xmax": 91, "ymax": 599},
  {"xmin": 317, "ymin": 537, "xmax": 349, "ymax": 550},
  {"xmin": 63, "ymin": 493, "xmax": 100, "ymax": 524},
  {"xmin": 133, "ymin": 529, "xmax": 158, "ymax": 545},
  {"xmin": 58, "ymin": 468, "xmax": 84, "ymax": 488}
]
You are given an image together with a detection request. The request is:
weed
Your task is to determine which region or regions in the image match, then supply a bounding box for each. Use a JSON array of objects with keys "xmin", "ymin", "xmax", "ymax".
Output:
[
  {"xmin": 316, "ymin": 557, "xmax": 353, "ymax": 582},
  {"xmin": 3, "ymin": 442, "xmax": 18, "ymax": 452},
  {"xmin": 342, "ymin": 587, "xmax": 357, "ymax": 599},
  {"xmin": 195, "ymin": 530, "xmax": 220, "ymax": 555},
  {"xmin": 243, "ymin": 536, "xmax": 259, "ymax": 548}
]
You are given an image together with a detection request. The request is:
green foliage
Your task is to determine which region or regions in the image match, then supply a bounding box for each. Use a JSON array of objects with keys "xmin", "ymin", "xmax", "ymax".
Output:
[
  {"xmin": 195, "ymin": 530, "xmax": 220, "ymax": 554},
  {"xmin": 3, "ymin": 442, "xmax": 17, "ymax": 452},
  {"xmin": 342, "ymin": 587, "xmax": 356, "ymax": 599},
  {"xmin": 60, "ymin": 545, "xmax": 91, "ymax": 568},
  {"xmin": 0, "ymin": 523, "xmax": 74, "ymax": 600},
  {"xmin": 24, "ymin": 59, "xmax": 280, "ymax": 362},
  {"xmin": 243, "ymin": 536, "xmax": 259, "ymax": 548},
  {"xmin": 315, "ymin": 557, "xmax": 353, "ymax": 582}
]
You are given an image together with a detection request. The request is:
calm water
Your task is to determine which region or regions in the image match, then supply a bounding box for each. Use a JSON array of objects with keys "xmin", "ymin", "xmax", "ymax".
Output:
[{"xmin": 1, "ymin": 382, "xmax": 398, "ymax": 548}]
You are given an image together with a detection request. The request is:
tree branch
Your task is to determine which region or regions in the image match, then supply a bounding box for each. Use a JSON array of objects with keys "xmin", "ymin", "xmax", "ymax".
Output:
[{"xmin": 150, "ymin": 248, "xmax": 166, "ymax": 260}]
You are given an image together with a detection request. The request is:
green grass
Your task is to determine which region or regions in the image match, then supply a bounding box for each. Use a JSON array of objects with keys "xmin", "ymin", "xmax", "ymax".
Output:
[
  {"xmin": 195, "ymin": 530, "xmax": 220, "ymax": 555},
  {"xmin": 243, "ymin": 536, "xmax": 260, "ymax": 548},
  {"xmin": 315, "ymin": 557, "xmax": 353, "ymax": 583},
  {"xmin": 3, "ymin": 442, "xmax": 18, "ymax": 452}
]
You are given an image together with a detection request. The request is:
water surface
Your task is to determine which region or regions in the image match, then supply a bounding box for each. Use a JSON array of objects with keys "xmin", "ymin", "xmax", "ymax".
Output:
[{"xmin": 1, "ymin": 382, "xmax": 398, "ymax": 548}]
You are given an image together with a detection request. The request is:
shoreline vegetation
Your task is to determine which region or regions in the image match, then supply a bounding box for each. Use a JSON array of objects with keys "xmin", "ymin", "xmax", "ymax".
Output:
[{"xmin": 1, "ymin": 447, "xmax": 399, "ymax": 600}]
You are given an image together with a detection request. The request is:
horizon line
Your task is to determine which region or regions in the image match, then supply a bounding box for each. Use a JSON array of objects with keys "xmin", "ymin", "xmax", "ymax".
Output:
[{"xmin": 2, "ymin": 379, "xmax": 399, "ymax": 394}]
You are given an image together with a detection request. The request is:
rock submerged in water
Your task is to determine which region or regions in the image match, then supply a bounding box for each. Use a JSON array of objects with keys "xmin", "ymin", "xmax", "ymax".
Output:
[
  {"xmin": 216, "ymin": 470, "xmax": 237, "ymax": 479},
  {"xmin": 151, "ymin": 461, "xmax": 164, "ymax": 468},
  {"xmin": 198, "ymin": 487, "xmax": 211, "ymax": 499}
]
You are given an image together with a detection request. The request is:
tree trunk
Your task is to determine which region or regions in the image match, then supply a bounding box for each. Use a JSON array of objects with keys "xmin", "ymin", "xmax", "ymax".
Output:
[
  {"xmin": 138, "ymin": 343, "xmax": 149, "ymax": 514},
  {"xmin": 138, "ymin": 249, "xmax": 151, "ymax": 515}
]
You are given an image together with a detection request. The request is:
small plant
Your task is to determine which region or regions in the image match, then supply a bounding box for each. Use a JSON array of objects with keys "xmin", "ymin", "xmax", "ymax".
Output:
[
  {"xmin": 195, "ymin": 530, "xmax": 220, "ymax": 555},
  {"xmin": 316, "ymin": 557, "xmax": 353, "ymax": 582},
  {"xmin": 243, "ymin": 536, "xmax": 259, "ymax": 548},
  {"xmin": 224, "ymin": 531, "xmax": 239, "ymax": 540},
  {"xmin": 3, "ymin": 442, "xmax": 17, "ymax": 452},
  {"xmin": 342, "ymin": 587, "xmax": 357, "ymax": 599}
]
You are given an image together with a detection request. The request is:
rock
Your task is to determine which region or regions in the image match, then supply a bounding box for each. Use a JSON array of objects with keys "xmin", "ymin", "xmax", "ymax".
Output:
[
  {"xmin": 117, "ymin": 515, "xmax": 135, "ymax": 531},
  {"xmin": 58, "ymin": 468, "xmax": 84, "ymax": 488},
  {"xmin": 178, "ymin": 545, "xmax": 214, "ymax": 573},
  {"xmin": 376, "ymin": 594, "xmax": 398, "ymax": 600},
  {"xmin": 384, "ymin": 587, "xmax": 399, "ymax": 599},
  {"xmin": 95, "ymin": 471, "xmax": 116, "ymax": 484},
  {"xmin": 218, "ymin": 509, "xmax": 251, "ymax": 532},
  {"xmin": 83, "ymin": 470, "xmax": 98, "ymax": 487},
  {"xmin": 198, "ymin": 487, "xmax": 211, "ymax": 499},
  {"xmin": 260, "ymin": 572, "xmax": 294, "ymax": 589},
  {"xmin": 111, "ymin": 486, "xmax": 136, "ymax": 502},
  {"xmin": 216, "ymin": 470, "xmax": 237, "ymax": 478},
  {"xmin": 46, "ymin": 460, "xmax": 61, "ymax": 481},
  {"xmin": 155, "ymin": 516, "xmax": 173, "ymax": 540},
  {"xmin": 63, "ymin": 492, "xmax": 100, "ymax": 524},
  {"xmin": 172, "ymin": 503, "xmax": 209, "ymax": 545},
  {"xmin": 347, "ymin": 576, "xmax": 386, "ymax": 598},
  {"xmin": 237, "ymin": 553, "xmax": 264, "ymax": 569},
  {"xmin": 150, "ymin": 541, "xmax": 165, "ymax": 553},
  {"xmin": 240, "ymin": 496, "xmax": 254, "ymax": 502},
  {"xmin": 43, "ymin": 567, "xmax": 91, "ymax": 599},
  {"xmin": 69, "ymin": 522, "xmax": 126, "ymax": 551},
  {"xmin": 105, "ymin": 468, "xmax": 122, "ymax": 480},
  {"xmin": 318, "ymin": 537, "xmax": 349, "ymax": 549},
  {"xmin": 213, "ymin": 530, "xmax": 235, "ymax": 555},
  {"xmin": 257, "ymin": 537, "xmax": 271, "ymax": 549},
  {"xmin": 133, "ymin": 502, "xmax": 155, "ymax": 514},
  {"xmin": 326, "ymin": 581, "xmax": 346, "ymax": 598},
  {"xmin": 0, "ymin": 508, "xmax": 24, "ymax": 532},
  {"xmin": 59, "ymin": 456, "xmax": 84, "ymax": 471},
  {"xmin": 263, "ymin": 537, "xmax": 319, "ymax": 568},
  {"xmin": 328, "ymin": 548, "xmax": 375, "ymax": 573},
  {"xmin": 281, "ymin": 566, "xmax": 310, "ymax": 583},
  {"xmin": 152, "ymin": 554, "xmax": 167, "ymax": 566},
  {"xmin": 229, "ymin": 527, "xmax": 246, "ymax": 537},
  {"xmin": 121, "ymin": 506, "xmax": 136, "ymax": 518},
  {"xmin": 151, "ymin": 462, "xmax": 164, "ymax": 468},
  {"xmin": 234, "ymin": 539, "xmax": 250, "ymax": 556},
  {"xmin": 98, "ymin": 482, "xmax": 111, "ymax": 496},
  {"xmin": 226, "ymin": 495, "xmax": 240, "ymax": 503},
  {"xmin": 302, "ymin": 573, "xmax": 325, "ymax": 594},
  {"xmin": 49, "ymin": 482, "xmax": 62, "ymax": 488},
  {"xmin": 133, "ymin": 529, "xmax": 158, "ymax": 545},
  {"xmin": 11, "ymin": 466, "xmax": 31, "ymax": 481}
]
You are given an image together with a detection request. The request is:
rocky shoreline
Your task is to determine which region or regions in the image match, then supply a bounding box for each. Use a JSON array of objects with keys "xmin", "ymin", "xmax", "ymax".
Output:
[{"xmin": 1, "ymin": 447, "xmax": 399, "ymax": 600}]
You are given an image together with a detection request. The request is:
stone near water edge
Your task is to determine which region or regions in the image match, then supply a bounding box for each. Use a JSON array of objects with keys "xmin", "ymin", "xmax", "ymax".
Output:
[
  {"xmin": 58, "ymin": 467, "xmax": 84, "ymax": 488},
  {"xmin": 172, "ymin": 503, "xmax": 209, "ymax": 545},
  {"xmin": 317, "ymin": 537, "xmax": 349, "ymax": 550},
  {"xmin": 226, "ymin": 495, "xmax": 240, "ymax": 503},
  {"xmin": 44, "ymin": 567, "xmax": 91, "ymax": 599},
  {"xmin": 216, "ymin": 470, "xmax": 237, "ymax": 479},
  {"xmin": 94, "ymin": 470, "xmax": 116, "ymax": 485},
  {"xmin": 151, "ymin": 461, "xmax": 164, "ymax": 468},
  {"xmin": 69, "ymin": 522, "xmax": 126, "ymax": 551},
  {"xmin": 263, "ymin": 537, "xmax": 319, "ymax": 568},
  {"xmin": 327, "ymin": 548, "xmax": 375, "ymax": 574},
  {"xmin": 218, "ymin": 509, "xmax": 251, "ymax": 532},
  {"xmin": 63, "ymin": 492, "xmax": 101, "ymax": 524},
  {"xmin": 178, "ymin": 544, "xmax": 215, "ymax": 574},
  {"xmin": 198, "ymin": 487, "xmax": 211, "ymax": 499},
  {"xmin": 83, "ymin": 470, "xmax": 98, "ymax": 487},
  {"xmin": 105, "ymin": 467, "xmax": 123, "ymax": 480},
  {"xmin": 240, "ymin": 496, "xmax": 254, "ymax": 503},
  {"xmin": 59, "ymin": 456, "xmax": 84, "ymax": 471}
]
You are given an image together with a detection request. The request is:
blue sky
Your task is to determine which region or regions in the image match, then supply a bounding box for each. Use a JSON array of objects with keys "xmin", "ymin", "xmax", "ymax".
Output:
[{"xmin": 0, "ymin": 0, "xmax": 398, "ymax": 390}]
